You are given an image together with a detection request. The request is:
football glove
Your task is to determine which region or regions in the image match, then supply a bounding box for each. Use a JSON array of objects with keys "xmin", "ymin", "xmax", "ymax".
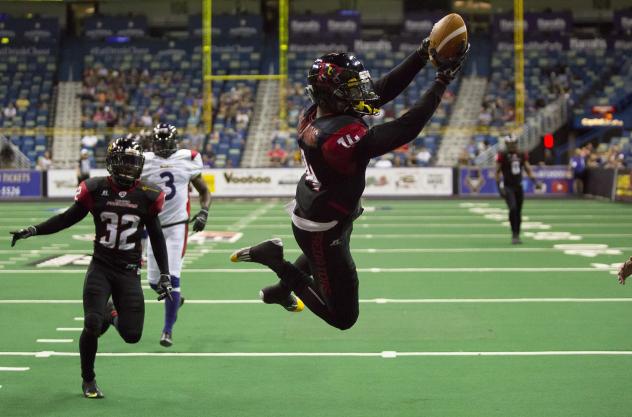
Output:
[
  {"xmin": 10, "ymin": 225, "xmax": 37, "ymax": 247},
  {"xmin": 190, "ymin": 209, "xmax": 208, "ymax": 232},
  {"xmin": 417, "ymin": 37, "xmax": 430, "ymax": 61},
  {"xmin": 619, "ymin": 257, "xmax": 632, "ymax": 285},
  {"xmin": 435, "ymin": 42, "xmax": 470, "ymax": 85},
  {"xmin": 497, "ymin": 181, "xmax": 506, "ymax": 198},
  {"xmin": 156, "ymin": 274, "xmax": 173, "ymax": 301}
]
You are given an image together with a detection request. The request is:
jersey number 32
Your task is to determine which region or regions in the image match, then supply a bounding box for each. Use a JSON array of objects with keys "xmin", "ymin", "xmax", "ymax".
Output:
[{"xmin": 99, "ymin": 212, "xmax": 140, "ymax": 250}]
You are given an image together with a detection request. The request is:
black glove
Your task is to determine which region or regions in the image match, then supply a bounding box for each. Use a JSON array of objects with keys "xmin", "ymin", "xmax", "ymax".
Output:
[
  {"xmin": 190, "ymin": 209, "xmax": 208, "ymax": 232},
  {"xmin": 156, "ymin": 274, "xmax": 173, "ymax": 301},
  {"xmin": 417, "ymin": 37, "xmax": 430, "ymax": 60},
  {"xmin": 434, "ymin": 42, "xmax": 470, "ymax": 84},
  {"xmin": 497, "ymin": 181, "xmax": 507, "ymax": 198},
  {"xmin": 10, "ymin": 225, "xmax": 37, "ymax": 247}
]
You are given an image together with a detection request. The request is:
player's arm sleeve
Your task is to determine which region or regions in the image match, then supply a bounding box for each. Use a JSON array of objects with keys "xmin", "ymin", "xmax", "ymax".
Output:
[
  {"xmin": 34, "ymin": 202, "xmax": 89, "ymax": 235},
  {"xmin": 145, "ymin": 215, "xmax": 170, "ymax": 276},
  {"xmin": 358, "ymin": 80, "xmax": 446, "ymax": 159},
  {"xmin": 373, "ymin": 50, "xmax": 428, "ymax": 108}
]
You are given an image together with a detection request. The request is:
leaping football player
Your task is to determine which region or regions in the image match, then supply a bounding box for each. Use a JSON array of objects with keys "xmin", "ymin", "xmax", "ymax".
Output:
[
  {"xmin": 10, "ymin": 137, "xmax": 172, "ymax": 398},
  {"xmin": 231, "ymin": 39, "xmax": 469, "ymax": 330},
  {"xmin": 142, "ymin": 123, "xmax": 211, "ymax": 347}
]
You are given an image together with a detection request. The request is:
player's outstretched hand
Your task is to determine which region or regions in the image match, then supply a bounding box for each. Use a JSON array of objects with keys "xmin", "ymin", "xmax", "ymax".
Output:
[
  {"xmin": 157, "ymin": 274, "xmax": 173, "ymax": 301},
  {"xmin": 10, "ymin": 225, "xmax": 36, "ymax": 247},
  {"xmin": 435, "ymin": 42, "xmax": 470, "ymax": 84},
  {"xmin": 191, "ymin": 209, "xmax": 208, "ymax": 232},
  {"xmin": 618, "ymin": 257, "xmax": 632, "ymax": 285}
]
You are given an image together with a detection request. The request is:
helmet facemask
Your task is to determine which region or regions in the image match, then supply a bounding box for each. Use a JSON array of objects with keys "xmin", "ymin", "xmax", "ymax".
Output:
[
  {"xmin": 106, "ymin": 148, "xmax": 144, "ymax": 189},
  {"xmin": 153, "ymin": 124, "xmax": 178, "ymax": 158}
]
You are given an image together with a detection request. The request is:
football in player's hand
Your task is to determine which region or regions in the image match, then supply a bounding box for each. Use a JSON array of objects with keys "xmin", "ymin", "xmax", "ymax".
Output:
[{"xmin": 428, "ymin": 13, "xmax": 468, "ymax": 67}]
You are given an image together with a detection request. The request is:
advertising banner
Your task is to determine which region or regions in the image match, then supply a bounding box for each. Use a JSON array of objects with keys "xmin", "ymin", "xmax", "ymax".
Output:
[
  {"xmin": 47, "ymin": 169, "xmax": 107, "ymax": 197},
  {"xmin": 84, "ymin": 16, "xmax": 148, "ymax": 39},
  {"xmin": 0, "ymin": 170, "xmax": 41, "ymax": 199},
  {"xmin": 189, "ymin": 15, "xmax": 262, "ymax": 38},
  {"xmin": 614, "ymin": 10, "xmax": 632, "ymax": 33},
  {"xmin": 492, "ymin": 12, "xmax": 572, "ymax": 34},
  {"xmin": 615, "ymin": 169, "xmax": 632, "ymax": 203},
  {"xmin": 0, "ymin": 17, "xmax": 59, "ymax": 42},
  {"xmin": 402, "ymin": 13, "xmax": 446, "ymax": 35},
  {"xmin": 459, "ymin": 166, "xmax": 572, "ymax": 196},
  {"xmin": 195, "ymin": 168, "xmax": 452, "ymax": 198},
  {"xmin": 290, "ymin": 12, "xmax": 360, "ymax": 39}
]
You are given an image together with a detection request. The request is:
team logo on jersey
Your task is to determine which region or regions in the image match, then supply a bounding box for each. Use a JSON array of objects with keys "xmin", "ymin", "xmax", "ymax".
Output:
[
  {"xmin": 101, "ymin": 190, "xmax": 109, "ymax": 196},
  {"xmin": 118, "ymin": 191, "xmax": 127, "ymax": 198},
  {"xmin": 337, "ymin": 134, "xmax": 361, "ymax": 149}
]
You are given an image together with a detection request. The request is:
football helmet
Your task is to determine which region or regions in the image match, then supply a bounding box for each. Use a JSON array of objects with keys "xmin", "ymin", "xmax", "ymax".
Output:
[
  {"xmin": 306, "ymin": 52, "xmax": 380, "ymax": 116},
  {"xmin": 153, "ymin": 123, "xmax": 178, "ymax": 158},
  {"xmin": 106, "ymin": 136, "xmax": 145, "ymax": 189}
]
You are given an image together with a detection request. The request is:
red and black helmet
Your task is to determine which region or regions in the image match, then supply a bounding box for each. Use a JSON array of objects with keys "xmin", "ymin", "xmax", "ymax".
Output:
[{"xmin": 306, "ymin": 52, "xmax": 380, "ymax": 116}]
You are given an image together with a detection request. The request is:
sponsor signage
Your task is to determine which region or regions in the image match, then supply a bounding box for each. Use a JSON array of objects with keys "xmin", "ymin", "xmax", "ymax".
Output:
[
  {"xmin": 47, "ymin": 169, "xmax": 107, "ymax": 197},
  {"xmin": 614, "ymin": 10, "xmax": 632, "ymax": 33},
  {"xmin": 0, "ymin": 170, "xmax": 41, "ymax": 198},
  {"xmin": 0, "ymin": 17, "xmax": 59, "ymax": 42},
  {"xmin": 84, "ymin": 16, "xmax": 148, "ymax": 39},
  {"xmin": 290, "ymin": 12, "xmax": 360, "ymax": 39},
  {"xmin": 615, "ymin": 169, "xmax": 632, "ymax": 203},
  {"xmin": 459, "ymin": 166, "xmax": 572, "ymax": 196},
  {"xmin": 492, "ymin": 12, "xmax": 572, "ymax": 34}
]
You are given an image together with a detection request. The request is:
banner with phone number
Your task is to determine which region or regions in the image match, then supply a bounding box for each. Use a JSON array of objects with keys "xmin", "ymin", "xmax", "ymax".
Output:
[
  {"xmin": 459, "ymin": 166, "xmax": 572, "ymax": 196},
  {"xmin": 0, "ymin": 170, "xmax": 41, "ymax": 198}
]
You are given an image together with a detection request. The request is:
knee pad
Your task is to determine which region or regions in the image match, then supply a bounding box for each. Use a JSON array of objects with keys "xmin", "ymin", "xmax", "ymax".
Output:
[
  {"xmin": 334, "ymin": 313, "xmax": 359, "ymax": 331},
  {"xmin": 83, "ymin": 313, "xmax": 104, "ymax": 336},
  {"xmin": 120, "ymin": 330, "xmax": 142, "ymax": 344}
]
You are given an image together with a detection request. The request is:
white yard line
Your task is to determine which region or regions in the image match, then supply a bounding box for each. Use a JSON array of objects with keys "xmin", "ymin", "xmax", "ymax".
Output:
[
  {"xmin": 36, "ymin": 339, "xmax": 74, "ymax": 343},
  {"xmin": 55, "ymin": 327, "xmax": 82, "ymax": 332},
  {"xmin": 1, "ymin": 297, "xmax": 630, "ymax": 305},
  {"xmin": 0, "ymin": 366, "xmax": 30, "ymax": 371},
  {"xmin": 0, "ymin": 351, "xmax": 630, "ymax": 358},
  {"xmin": 0, "ymin": 267, "xmax": 612, "ymax": 274}
]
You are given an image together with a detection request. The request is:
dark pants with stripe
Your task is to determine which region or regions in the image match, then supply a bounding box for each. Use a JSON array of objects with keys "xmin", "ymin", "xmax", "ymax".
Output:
[
  {"xmin": 287, "ymin": 221, "xmax": 359, "ymax": 330},
  {"xmin": 80, "ymin": 258, "xmax": 145, "ymax": 381},
  {"xmin": 503, "ymin": 185, "xmax": 524, "ymax": 236}
]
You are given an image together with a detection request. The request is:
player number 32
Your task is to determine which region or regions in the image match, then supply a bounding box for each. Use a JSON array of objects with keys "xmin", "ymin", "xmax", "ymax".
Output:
[{"xmin": 99, "ymin": 211, "xmax": 140, "ymax": 250}]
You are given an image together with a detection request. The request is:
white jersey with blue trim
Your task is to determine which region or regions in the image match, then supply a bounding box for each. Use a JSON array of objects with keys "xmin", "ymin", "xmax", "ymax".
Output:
[{"xmin": 141, "ymin": 149, "xmax": 203, "ymax": 226}]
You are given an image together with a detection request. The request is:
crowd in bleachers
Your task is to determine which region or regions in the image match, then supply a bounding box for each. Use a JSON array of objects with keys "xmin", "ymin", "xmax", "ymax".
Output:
[{"xmin": 1, "ymin": 53, "xmax": 55, "ymax": 164}]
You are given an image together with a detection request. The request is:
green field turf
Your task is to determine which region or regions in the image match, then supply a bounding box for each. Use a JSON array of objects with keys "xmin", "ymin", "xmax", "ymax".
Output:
[{"xmin": 0, "ymin": 198, "xmax": 631, "ymax": 417}]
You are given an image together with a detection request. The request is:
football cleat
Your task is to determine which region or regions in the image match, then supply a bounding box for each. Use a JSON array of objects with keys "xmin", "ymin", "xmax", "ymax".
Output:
[
  {"xmin": 160, "ymin": 332, "xmax": 173, "ymax": 347},
  {"xmin": 260, "ymin": 285, "xmax": 304, "ymax": 313},
  {"xmin": 82, "ymin": 380, "xmax": 104, "ymax": 399},
  {"xmin": 511, "ymin": 236, "xmax": 523, "ymax": 245},
  {"xmin": 230, "ymin": 238, "xmax": 284, "ymax": 268}
]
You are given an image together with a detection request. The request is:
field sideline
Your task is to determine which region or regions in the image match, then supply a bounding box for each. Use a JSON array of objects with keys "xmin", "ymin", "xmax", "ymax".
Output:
[{"xmin": 0, "ymin": 198, "xmax": 631, "ymax": 417}]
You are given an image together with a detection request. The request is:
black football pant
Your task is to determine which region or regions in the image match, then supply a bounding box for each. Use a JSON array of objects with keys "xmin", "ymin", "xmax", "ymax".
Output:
[
  {"xmin": 503, "ymin": 185, "xmax": 524, "ymax": 237},
  {"xmin": 276, "ymin": 221, "xmax": 359, "ymax": 330},
  {"xmin": 80, "ymin": 258, "xmax": 145, "ymax": 382}
]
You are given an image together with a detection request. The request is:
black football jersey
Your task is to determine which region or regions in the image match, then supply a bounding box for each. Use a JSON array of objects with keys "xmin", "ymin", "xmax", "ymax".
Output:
[
  {"xmin": 295, "ymin": 105, "xmax": 370, "ymax": 223},
  {"xmin": 75, "ymin": 176, "xmax": 165, "ymax": 267},
  {"xmin": 497, "ymin": 151, "xmax": 528, "ymax": 188}
]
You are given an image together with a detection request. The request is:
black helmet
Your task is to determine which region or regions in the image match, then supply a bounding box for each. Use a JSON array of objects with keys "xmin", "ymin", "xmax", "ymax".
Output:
[
  {"xmin": 153, "ymin": 123, "xmax": 178, "ymax": 158},
  {"xmin": 306, "ymin": 52, "xmax": 380, "ymax": 116},
  {"xmin": 106, "ymin": 136, "xmax": 145, "ymax": 189}
]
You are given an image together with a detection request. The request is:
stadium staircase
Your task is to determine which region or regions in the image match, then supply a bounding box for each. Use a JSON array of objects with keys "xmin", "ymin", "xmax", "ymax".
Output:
[
  {"xmin": 436, "ymin": 76, "xmax": 487, "ymax": 166},
  {"xmin": 51, "ymin": 82, "xmax": 82, "ymax": 168},
  {"xmin": 241, "ymin": 78, "xmax": 280, "ymax": 168}
]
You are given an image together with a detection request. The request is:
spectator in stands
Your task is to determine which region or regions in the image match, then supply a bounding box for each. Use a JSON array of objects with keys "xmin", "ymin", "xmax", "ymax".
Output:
[
  {"xmin": 374, "ymin": 156, "xmax": 393, "ymax": 168},
  {"xmin": 0, "ymin": 144, "xmax": 16, "ymax": 169},
  {"xmin": 267, "ymin": 143, "xmax": 288, "ymax": 167},
  {"xmin": 415, "ymin": 146, "xmax": 432, "ymax": 167},
  {"xmin": 140, "ymin": 110, "xmax": 153, "ymax": 127},
  {"xmin": 568, "ymin": 147, "xmax": 586, "ymax": 195},
  {"xmin": 3, "ymin": 102, "xmax": 17, "ymax": 119},
  {"xmin": 77, "ymin": 149, "xmax": 91, "ymax": 185},
  {"xmin": 37, "ymin": 151, "xmax": 52, "ymax": 171},
  {"xmin": 15, "ymin": 97, "xmax": 30, "ymax": 112}
]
